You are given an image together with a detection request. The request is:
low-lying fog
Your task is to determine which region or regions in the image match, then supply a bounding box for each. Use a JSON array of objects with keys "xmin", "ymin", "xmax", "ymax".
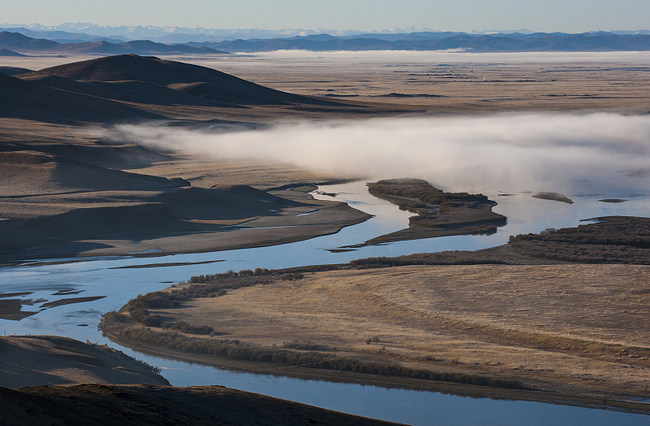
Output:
[
  {"xmin": 244, "ymin": 50, "xmax": 650, "ymax": 65},
  {"xmin": 112, "ymin": 113, "xmax": 650, "ymax": 196}
]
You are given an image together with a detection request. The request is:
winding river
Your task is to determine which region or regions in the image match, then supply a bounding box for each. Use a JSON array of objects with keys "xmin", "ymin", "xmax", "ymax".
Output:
[{"xmin": 1, "ymin": 181, "xmax": 649, "ymax": 425}]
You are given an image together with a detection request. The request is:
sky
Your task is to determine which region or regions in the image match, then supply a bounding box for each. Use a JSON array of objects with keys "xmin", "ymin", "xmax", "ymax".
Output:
[{"xmin": 2, "ymin": 0, "xmax": 650, "ymax": 32}]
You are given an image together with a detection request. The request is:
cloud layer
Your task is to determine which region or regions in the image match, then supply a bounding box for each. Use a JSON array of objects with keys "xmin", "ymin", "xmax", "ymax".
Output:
[{"xmin": 112, "ymin": 113, "xmax": 650, "ymax": 196}]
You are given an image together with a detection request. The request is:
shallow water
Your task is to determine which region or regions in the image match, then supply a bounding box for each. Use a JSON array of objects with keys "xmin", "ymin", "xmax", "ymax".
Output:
[{"xmin": 0, "ymin": 181, "xmax": 649, "ymax": 425}]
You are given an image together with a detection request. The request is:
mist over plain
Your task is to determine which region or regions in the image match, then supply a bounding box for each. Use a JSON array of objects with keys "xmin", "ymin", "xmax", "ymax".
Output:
[{"xmin": 113, "ymin": 113, "xmax": 650, "ymax": 196}]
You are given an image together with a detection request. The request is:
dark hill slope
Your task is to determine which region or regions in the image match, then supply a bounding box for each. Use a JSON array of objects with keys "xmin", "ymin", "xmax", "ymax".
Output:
[
  {"xmin": 0, "ymin": 384, "xmax": 393, "ymax": 426},
  {"xmin": 20, "ymin": 74, "xmax": 219, "ymax": 106},
  {"xmin": 0, "ymin": 66, "xmax": 32, "ymax": 75},
  {"xmin": 24, "ymin": 54, "xmax": 333, "ymax": 106},
  {"xmin": 0, "ymin": 72, "xmax": 160, "ymax": 123}
]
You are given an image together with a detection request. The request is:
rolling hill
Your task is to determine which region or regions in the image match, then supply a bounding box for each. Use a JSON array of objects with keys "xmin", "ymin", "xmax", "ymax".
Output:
[
  {"xmin": 2, "ymin": 54, "xmax": 340, "ymax": 123},
  {"xmin": 21, "ymin": 54, "xmax": 333, "ymax": 106},
  {"xmin": 0, "ymin": 71, "xmax": 161, "ymax": 122}
]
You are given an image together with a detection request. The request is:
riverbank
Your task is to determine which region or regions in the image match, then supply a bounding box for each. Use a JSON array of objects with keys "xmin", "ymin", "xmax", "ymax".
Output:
[
  {"xmin": 0, "ymin": 160, "xmax": 370, "ymax": 262},
  {"xmin": 101, "ymin": 217, "xmax": 650, "ymax": 414},
  {"xmin": 103, "ymin": 329, "xmax": 650, "ymax": 416}
]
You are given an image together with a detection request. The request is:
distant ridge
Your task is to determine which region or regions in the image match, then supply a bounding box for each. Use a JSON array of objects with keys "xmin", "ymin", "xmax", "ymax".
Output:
[
  {"xmin": 201, "ymin": 31, "xmax": 650, "ymax": 52},
  {"xmin": 0, "ymin": 31, "xmax": 229, "ymax": 55},
  {"xmin": 6, "ymin": 23, "xmax": 649, "ymax": 44},
  {"xmin": 0, "ymin": 48, "xmax": 26, "ymax": 57},
  {"xmin": 0, "ymin": 31, "xmax": 58, "ymax": 50},
  {"xmin": 2, "ymin": 30, "xmax": 650, "ymax": 54}
]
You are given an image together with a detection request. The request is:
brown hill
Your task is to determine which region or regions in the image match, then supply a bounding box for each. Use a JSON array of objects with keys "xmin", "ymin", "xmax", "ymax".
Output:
[
  {"xmin": 20, "ymin": 74, "xmax": 218, "ymax": 106},
  {"xmin": 24, "ymin": 54, "xmax": 334, "ymax": 106},
  {"xmin": 0, "ymin": 71, "xmax": 161, "ymax": 123}
]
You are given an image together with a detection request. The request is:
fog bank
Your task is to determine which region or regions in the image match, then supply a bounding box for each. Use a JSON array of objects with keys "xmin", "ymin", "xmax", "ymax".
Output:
[
  {"xmin": 246, "ymin": 50, "xmax": 650, "ymax": 64},
  {"xmin": 112, "ymin": 113, "xmax": 650, "ymax": 196}
]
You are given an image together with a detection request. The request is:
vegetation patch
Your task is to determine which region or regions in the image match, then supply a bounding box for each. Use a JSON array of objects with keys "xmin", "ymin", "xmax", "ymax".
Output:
[
  {"xmin": 364, "ymin": 179, "xmax": 507, "ymax": 245},
  {"xmin": 508, "ymin": 216, "xmax": 650, "ymax": 264},
  {"xmin": 102, "ymin": 267, "xmax": 527, "ymax": 391},
  {"xmin": 102, "ymin": 319, "xmax": 526, "ymax": 390}
]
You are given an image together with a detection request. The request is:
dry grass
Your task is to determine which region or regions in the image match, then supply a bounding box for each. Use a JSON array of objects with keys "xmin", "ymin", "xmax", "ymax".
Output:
[
  {"xmin": 148, "ymin": 264, "xmax": 650, "ymax": 399},
  {"xmin": 182, "ymin": 52, "xmax": 650, "ymax": 115},
  {"xmin": 4, "ymin": 53, "xmax": 650, "ymax": 117}
]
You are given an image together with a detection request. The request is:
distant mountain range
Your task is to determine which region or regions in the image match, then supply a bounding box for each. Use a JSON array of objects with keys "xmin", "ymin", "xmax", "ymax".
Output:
[
  {"xmin": 3, "ymin": 23, "xmax": 650, "ymax": 44},
  {"xmin": 0, "ymin": 31, "xmax": 229, "ymax": 55},
  {"xmin": 1, "ymin": 29, "xmax": 649, "ymax": 55},
  {"xmin": 0, "ymin": 24, "xmax": 369, "ymax": 43},
  {"xmin": 199, "ymin": 31, "xmax": 650, "ymax": 52}
]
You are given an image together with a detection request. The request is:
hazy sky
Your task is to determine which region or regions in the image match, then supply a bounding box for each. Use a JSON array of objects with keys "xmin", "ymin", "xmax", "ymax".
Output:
[{"xmin": 3, "ymin": 0, "xmax": 650, "ymax": 32}]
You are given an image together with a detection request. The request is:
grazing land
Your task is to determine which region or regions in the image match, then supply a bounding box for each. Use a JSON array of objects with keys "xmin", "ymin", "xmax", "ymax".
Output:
[{"xmin": 185, "ymin": 51, "xmax": 650, "ymax": 115}]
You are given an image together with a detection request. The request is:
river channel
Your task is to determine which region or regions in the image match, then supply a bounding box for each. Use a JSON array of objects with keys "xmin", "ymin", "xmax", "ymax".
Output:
[{"xmin": 1, "ymin": 181, "xmax": 649, "ymax": 425}]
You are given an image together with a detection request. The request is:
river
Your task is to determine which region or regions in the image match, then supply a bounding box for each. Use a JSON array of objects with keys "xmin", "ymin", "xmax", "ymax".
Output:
[{"xmin": 1, "ymin": 181, "xmax": 649, "ymax": 425}]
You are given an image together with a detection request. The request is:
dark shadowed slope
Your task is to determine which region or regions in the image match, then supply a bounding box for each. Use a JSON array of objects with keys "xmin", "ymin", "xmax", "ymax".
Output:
[
  {"xmin": 0, "ymin": 71, "xmax": 161, "ymax": 123},
  {"xmin": 0, "ymin": 66, "xmax": 32, "ymax": 75},
  {"xmin": 19, "ymin": 74, "xmax": 221, "ymax": 106},
  {"xmin": 0, "ymin": 384, "xmax": 395, "ymax": 426},
  {"xmin": 0, "ymin": 336, "xmax": 169, "ymax": 388},
  {"xmin": 23, "ymin": 54, "xmax": 335, "ymax": 106}
]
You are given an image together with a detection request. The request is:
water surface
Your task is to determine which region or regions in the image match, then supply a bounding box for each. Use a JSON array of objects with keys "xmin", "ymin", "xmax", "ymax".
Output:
[{"xmin": 1, "ymin": 181, "xmax": 648, "ymax": 425}]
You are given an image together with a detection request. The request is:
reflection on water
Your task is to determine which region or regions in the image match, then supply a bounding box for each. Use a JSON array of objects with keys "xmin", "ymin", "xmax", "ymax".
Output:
[{"xmin": 0, "ymin": 181, "xmax": 649, "ymax": 425}]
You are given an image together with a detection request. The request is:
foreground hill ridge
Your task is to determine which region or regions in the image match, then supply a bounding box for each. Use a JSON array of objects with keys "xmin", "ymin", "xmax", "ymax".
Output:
[
  {"xmin": 0, "ymin": 336, "xmax": 393, "ymax": 425},
  {"xmin": 0, "ymin": 383, "xmax": 395, "ymax": 425}
]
